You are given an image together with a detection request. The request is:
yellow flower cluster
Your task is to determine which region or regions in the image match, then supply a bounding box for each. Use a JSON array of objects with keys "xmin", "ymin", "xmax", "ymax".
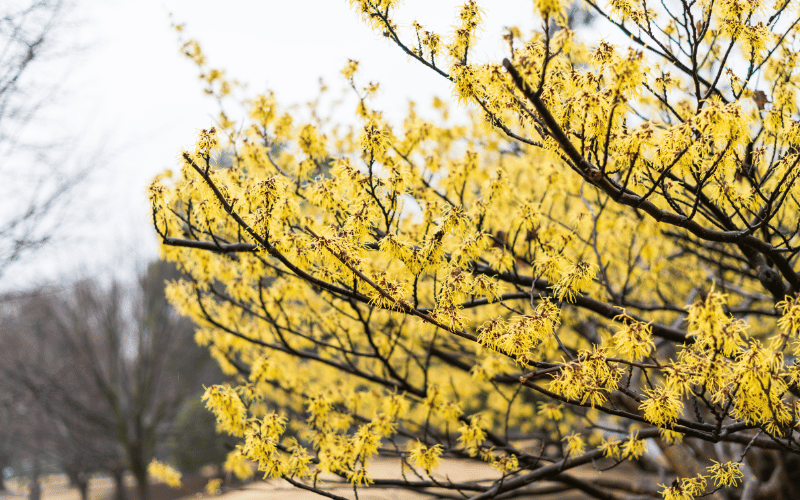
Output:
[
  {"xmin": 550, "ymin": 346, "xmax": 622, "ymax": 407},
  {"xmin": 147, "ymin": 460, "xmax": 182, "ymax": 488},
  {"xmin": 707, "ymin": 460, "xmax": 743, "ymax": 488},
  {"xmin": 661, "ymin": 474, "xmax": 707, "ymax": 500},
  {"xmin": 203, "ymin": 384, "xmax": 249, "ymax": 437},
  {"xmin": 408, "ymin": 442, "xmax": 443, "ymax": 475},
  {"xmin": 457, "ymin": 416, "xmax": 488, "ymax": 457},
  {"xmin": 153, "ymin": 1, "xmax": 800, "ymax": 496},
  {"xmin": 640, "ymin": 385, "xmax": 684, "ymax": 428},
  {"xmin": 204, "ymin": 478, "xmax": 223, "ymax": 496},
  {"xmin": 613, "ymin": 312, "xmax": 654, "ymax": 361},
  {"xmin": 661, "ymin": 461, "xmax": 743, "ymax": 500}
]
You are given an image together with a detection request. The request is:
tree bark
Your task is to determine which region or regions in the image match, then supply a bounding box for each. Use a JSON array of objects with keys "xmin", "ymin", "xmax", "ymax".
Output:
[
  {"xmin": 111, "ymin": 468, "xmax": 127, "ymax": 500},
  {"xmin": 129, "ymin": 447, "xmax": 149, "ymax": 500},
  {"xmin": 78, "ymin": 479, "xmax": 88, "ymax": 500},
  {"xmin": 65, "ymin": 466, "xmax": 89, "ymax": 500},
  {"xmin": 28, "ymin": 456, "xmax": 41, "ymax": 500},
  {"xmin": 778, "ymin": 452, "xmax": 800, "ymax": 500}
]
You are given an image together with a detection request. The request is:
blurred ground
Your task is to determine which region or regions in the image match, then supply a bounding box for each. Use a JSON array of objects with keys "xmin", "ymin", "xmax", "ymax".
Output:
[
  {"xmin": 2, "ymin": 474, "xmax": 116, "ymax": 500},
  {"xmin": 1, "ymin": 457, "xmax": 659, "ymax": 500},
  {"xmin": 1, "ymin": 473, "xmax": 210, "ymax": 500}
]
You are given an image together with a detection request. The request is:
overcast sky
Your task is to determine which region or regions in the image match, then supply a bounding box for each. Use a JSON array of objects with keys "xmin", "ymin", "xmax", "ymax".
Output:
[{"xmin": 4, "ymin": 0, "xmax": 553, "ymax": 290}]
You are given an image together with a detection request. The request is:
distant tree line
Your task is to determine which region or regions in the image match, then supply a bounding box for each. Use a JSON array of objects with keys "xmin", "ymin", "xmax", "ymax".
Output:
[{"xmin": 0, "ymin": 261, "xmax": 226, "ymax": 500}]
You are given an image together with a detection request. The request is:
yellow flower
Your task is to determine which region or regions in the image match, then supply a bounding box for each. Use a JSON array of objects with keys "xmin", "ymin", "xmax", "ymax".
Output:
[
  {"xmin": 341, "ymin": 59, "xmax": 359, "ymax": 81},
  {"xmin": 409, "ymin": 441, "xmax": 443, "ymax": 475},
  {"xmin": 599, "ymin": 435, "xmax": 622, "ymax": 459},
  {"xmin": 202, "ymin": 384, "xmax": 248, "ymax": 437},
  {"xmin": 457, "ymin": 417, "xmax": 487, "ymax": 457},
  {"xmin": 148, "ymin": 460, "xmax": 182, "ymax": 488},
  {"xmin": 538, "ymin": 402, "xmax": 563, "ymax": 420},
  {"xmin": 640, "ymin": 385, "xmax": 683, "ymax": 428},
  {"xmin": 552, "ymin": 260, "xmax": 596, "ymax": 302},
  {"xmin": 613, "ymin": 313, "xmax": 654, "ymax": 361},
  {"xmin": 707, "ymin": 460, "xmax": 743, "ymax": 488},
  {"xmin": 204, "ymin": 478, "xmax": 223, "ymax": 496},
  {"xmin": 223, "ymin": 448, "xmax": 254, "ymax": 480},
  {"xmin": 562, "ymin": 433, "xmax": 586, "ymax": 455},
  {"xmin": 621, "ymin": 432, "xmax": 647, "ymax": 460},
  {"xmin": 348, "ymin": 467, "xmax": 372, "ymax": 486}
]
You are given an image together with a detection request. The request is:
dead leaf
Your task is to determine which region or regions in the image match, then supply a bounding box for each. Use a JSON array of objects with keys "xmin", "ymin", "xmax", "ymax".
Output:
[
  {"xmin": 752, "ymin": 90, "xmax": 768, "ymax": 110},
  {"xmin": 492, "ymin": 231, "xmax": 507, "ymax": 248}
]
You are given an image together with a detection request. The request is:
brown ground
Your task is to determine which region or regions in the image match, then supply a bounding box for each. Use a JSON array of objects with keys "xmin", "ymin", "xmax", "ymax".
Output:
[
  {"xmin": 2, "ymin": 474, "xmax": 116, "ymax": 500},
  {"xmin": 0, "ymin": 458, "xmax": 658, "ymax": 500},
  {"xmin": 1, "ymin": 473, "xmax": 221, "ymax": 500}
]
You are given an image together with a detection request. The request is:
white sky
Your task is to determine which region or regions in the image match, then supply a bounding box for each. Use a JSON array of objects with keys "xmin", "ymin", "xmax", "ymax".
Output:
[{"xmin": 4, "ymin": 0, "xmax": 558, "ymax": 290}]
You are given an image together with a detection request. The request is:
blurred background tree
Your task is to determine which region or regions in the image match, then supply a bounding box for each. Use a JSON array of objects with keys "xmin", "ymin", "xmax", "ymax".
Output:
[
  {"xmin": 0, "ymin": 261, "xmax": 223, "ymax": 500},
  {"xmin": 0, "ymin": 0, "xmax": 93, "ymax": 287},
  {"xmin": 168, "ymin": 391, "xmax": 229, "ymax": 476}
]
